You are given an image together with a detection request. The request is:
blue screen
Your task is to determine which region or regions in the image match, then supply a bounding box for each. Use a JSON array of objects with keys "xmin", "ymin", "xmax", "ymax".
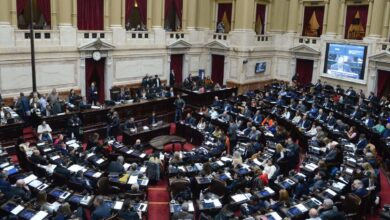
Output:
[{"xmin": 324, "ymin": 43, "xmax": 367, "ymax": 80}]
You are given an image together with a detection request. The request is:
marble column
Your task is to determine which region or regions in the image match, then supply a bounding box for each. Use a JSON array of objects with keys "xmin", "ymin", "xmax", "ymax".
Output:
[
  {"xmin": 326, "ymin": 0, "xmax": 339, "ymax": 35},
  {"xmin": 0, "ymin": 0, "xmax": 11, "ymax": 25},
  {"xmin": 151, "ymin": 0, "xmax": 163, "ymax": 29},
  {"xmin": 369, "ymin": 0, "xmax": 386, "ymax": 37},
  {"xmin": 287, "ymin": 0, "xmax": 299, "ymax": 33},
  {"xmin": 57, "ymin": 0, "xmax": 72, "ymax": 26},
  {"xmin": 196, "ymin": 0, "xmax": 211, "ymax": 30},
  {"xmin": 234, "ymin": 0, "xmax": 255, "ymax": 30},
  {"xmin": 185, "ymin": 0, "xmax": 197, "ymax": 30}
]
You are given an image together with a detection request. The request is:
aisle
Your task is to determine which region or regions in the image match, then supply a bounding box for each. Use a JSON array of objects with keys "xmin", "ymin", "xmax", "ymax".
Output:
[{"xmin": 147, "ymin": 178, "xmax": 170, "ymax": 220}]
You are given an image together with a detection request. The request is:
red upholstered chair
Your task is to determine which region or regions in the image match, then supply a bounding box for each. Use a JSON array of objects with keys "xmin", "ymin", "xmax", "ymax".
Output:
[{"xmin": 170, "ymin": 123, "xmax": 176, "ymax": 134}]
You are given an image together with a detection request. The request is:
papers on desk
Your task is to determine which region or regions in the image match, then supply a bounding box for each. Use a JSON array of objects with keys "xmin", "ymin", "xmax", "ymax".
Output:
[
  {"xmin": 93, "ymin": 172, "xmax": 102, "ymax": 178},
  {"xmin": 68, "ymin": 164, "xmax": 84, "ymax": 173},
  {"xmin": 86, "ymin": 153, "xmax": 95, "ymax": 158},
  {"xmin": 11, "ymin": 205, "xmax": 24, "ymax": 215},
  {"xmin": 344, "ymin": 167, "xmax": 354, "ymax": 175},
  {"xmin": 253, "ymin": 158, "xmax": 263, "ymax": 166},
  {"xmin": 113, "ymin": 201, "xmax": 123, "ymax": 210},
  {"xmin": 96, "ymin": 158, "xmax": 105, "ymax": 164},
  {"xmin": 126, "ymin": 149, "xmax": 134, "ymax": 154},
  {"xmin": 30, "ymin": 211, "xmax": 48, "ymax": 220},
  {"xmin": 203, "ymin": 198, "xmax": 222, "ymax": 208},
  {"xmin": 332, "ymin": 182, "xmax": 346, "ymax": 191},
  {"xmin": 220, "ymin": 157, "xmax": 232, "ymax": 162},
  {"xmin": 231, "ymin": 193, "xmax": 251, "ymax": 203},
  {"xmin": 28, "ymin": 179, "xmax": 43, "ymax": 188},
  {"xmin": 37, "ymin": 142, "xmax": 45, "ymax": 147},
  {"xmin": 0, "ymin": 162, "xmax": 10, "ymax": 168},
  {"xmin": 143, "ymin": 126, "xmax": 150, "ymax": 131},
  {"xmin": 91, "ymin": 106, "xmax": 101, "ymax": 109},
  {"xmin": 23, "ymin": 174, "xmax": 38, "ymax": 184},
  {"xmin": 51, "ymin": 155, "xmax": 60, "ymax": 161},
  {"xmin": 128, "ymin": 175, "xmax": 138, "ymax": 184},
  {"xmin": 139, "ymin": 153, "xmax": 146, "ymax": 158},
  {"xmin": 48, "ymin": 202, "xmax": 61, "ymax": 212},
  {"xmin": 264, "ymin": 187, "xmax": 275, "ymax": 194},
  {"xmin": 80, "ymin": 196, "xmax": 93, "ymax": 205},
  {"xmin": 216, "ymin": 161, "xmax": 224, "ymax": 166},
  {"xmin": 304, "ymin": 163, "xmax": 318, "ymax": 172},
  {"xmin": 195, "ymin": 163, "xmax": 203, "ymax": 171},
  {"xmin": 295, "ymin": 203, "xmax": 308, "ymax": 212},
  {"xmin": 325, "ymin": 189, "xmax": 337, "ymax": 197},
  {"xmin": 139, "ymin": 166, "xmax": 147, "ymax": 173},
  {"xmin": 265, "ymin": 212, "xmax": 282, "ymax": 220},
  {"xmin": 66, "ymin": 140, "xmax": 76, "ymax": 145},
  {"xmin": 124, "ymin": 163, "xmax": 131, "ymax": 171},
  {"xmin": 136, "ymin": 203, "xmax": 148, "ymax": 212}
]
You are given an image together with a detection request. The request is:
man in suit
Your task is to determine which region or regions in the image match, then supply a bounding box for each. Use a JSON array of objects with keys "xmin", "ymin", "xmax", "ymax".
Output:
[
  {"xmin": 0, "ymin": 172, "xmax": 11, "ymax": 198},
  {"xmin": 315, "ymin": 108, "xmax": 327, "ymax": 122},
  {"xmin": 220, "ymin": 111, "xmax": 231, "ymax": 123},
  {"xmin": 108, "ymin": 156, "xmax": 125, "ymax": 174},
  {"xmin": 169, "ymin": 69, "xmax": 175, "ymax": 86},
  {"xmin": 223, "ymin": 101, "xmax": 232, "ymax": 112},
  {"xmin": 184, "ymin": 113, "xmax": 196, "ymax": 126},
  {"xmin": 149, "ymin": 111, "xmax": 157, "ymax": 125},
  {"xmin": 67, "ymin": 114, "xmax": 82, "ymax": 140},
  {"xmin": 154, "ymin": 75, "xmax": 161, "ymax": 88},
  {"xmin": 212, "ymin": 96, "xmax": 222, "ymax": 109},
  {"xmin": 124, "ymin": 117, "xmax": 137, "ymax": 131},
  {"xmin": 248, "ymin": 126, "xmax": 261, "ymax": 141},
  {"xmin": 314, "ymin": 79, "xmax": 323, "ymax": 94},
  {"xmin": 172, "ymin": 203, "xmax": 193, "ymax": 220},
  {"xmin": 166, "ymin": 87, "xmax": 175, "ymax": 98},
  {"xmin": 298, "ymin": 114, "xmax": 311, "ymax": 130},
  {"xmin": 30, "ymin": 150, "xmax": 48, "ymax": 165},
  {"xmin": 89, "ymin": 82, "xmax": 98, "ymax": 105},
  {"xmin": 327, "ymin": 112, "xmax": 337, "ymax": 127},
  {"xmin": 333, "ymin": 120, "xmax": 346, "ymax": 132},
  {"xmin": 363, "ymin": 114, "xmax": 375, "ymax": 128},
  {"xmin": 133, "ymin": 139, "xmax": 143, "ymax": 151},
  {"xmin": 351, "ymin": 179, "xmax": 368, "ymax": 198},
  {"xmin": 107, "ymin": 111, "xmax": 120, "ymax": 138},
  {"xmin": 92, "ymin": 195, "xmax": 111, "ymax": 220},
  {"xmin": 275, "ymin": 95, "xmax": 285, "ymax": 106},
  {"xmin": 350, "ymin": 106, "xmax": 362, "ymax": 120},
  {"xmin": 242, "ymin": 106, "xmax": 252, "ymax": 118},
  {"xmin": 252, "ymin": 110, "xmax": 263, "ymax": 126},
  {"xmin": 307, "ymin": 104, "xmax": 319, "ymax": 119},
  {"xmin": 324, "ymin": 142, "xmax": 338, "ymax": 163},
  {"xmin": 10, "ymin": 179, "xmax": 31, "ymax": 201},
  {"xmin": 318, "ymin": 199, "xmax": 340, "ymax": 219},
  {"xmin": 227, "ymin": 120, "xmax": 238, "ymax": 148},
  {"xmin": 356, "ymin": 134, "xmax": 368, "ymax": 152},
  {"xmin": 296, "ymin": 100, "xmax": 306, "ymax": 112}
]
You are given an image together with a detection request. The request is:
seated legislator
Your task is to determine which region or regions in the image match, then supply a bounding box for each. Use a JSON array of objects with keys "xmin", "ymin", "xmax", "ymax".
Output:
[
  {"xmin": 124, "ymin": 117, "xmax": 137, "ymax": 132},
  {"xmin": 118, "ymin": 199, "xmax": 140, "ymax": 220},
  {"xmin": 37, "ymin": 120, "xmax": 53, "ymax": 142},
  {"xmin": 10, "ymin": 179, "xmax": 31, "ymax": 201},
  {"xmin": 91, "ymin": 195, "xmax": 111, "ymax": 220},
  {"xmin": 107, "ymin": 156, "xmax": 125, "ymax": 174},
  {"xmin": 148, "ymin": 111, "xmax": 158, "ymax": 125}
]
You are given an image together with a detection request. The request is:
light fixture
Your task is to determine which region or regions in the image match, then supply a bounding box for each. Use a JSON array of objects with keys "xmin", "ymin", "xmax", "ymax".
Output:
[{"xmin": 134, "ymin": 0, "xmax": 138, "ymax": 8}]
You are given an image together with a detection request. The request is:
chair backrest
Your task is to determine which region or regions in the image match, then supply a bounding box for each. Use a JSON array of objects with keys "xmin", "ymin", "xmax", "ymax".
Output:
[
  {"xmin": 97, "ymin": 177, "xmax": 110, "ymax": 194},
  {"xmin": 52, "ymin": 173, "xmax": 68, "ymax": 186},
  {"xmin": 342, "ymin": 193, "xmax": 361, "ymax": 214},
  {"xmin": 170, "ymin": 179, "xmax": 190, "ymax": 196},
  {"xmin": 209, "ymin": 179, "xmax": 226, "ymax": 197}
]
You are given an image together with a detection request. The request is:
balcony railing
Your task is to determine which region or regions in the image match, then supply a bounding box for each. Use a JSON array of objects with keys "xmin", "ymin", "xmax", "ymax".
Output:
[
  {"xmin": 77, "ymin": 31, "xmax": 113, "ymax": 45},
  {"xmin": 212, "ymin": 33, "xmax": 229, "ymax": 41},
  {"xmin": 296, "ymin": 36, "xmax": 319, "ymax": 45},
  {"xmin": 379, "ymin": 42, "xmax": 390, "ymax": 52},
  {"xmin": 127, "ymin": 31, "xmax": 150, "ymax": 39},
  {"xmin": 167, "ymin": 32, "xmax": 186, "ymax": 40},
  {"xmin": 256, "ymin": 35, "xmax": 272, "ymax": 43},
  {"xmin": 15, "ymin": 30, "xmax": 60, "ymax": 46}
]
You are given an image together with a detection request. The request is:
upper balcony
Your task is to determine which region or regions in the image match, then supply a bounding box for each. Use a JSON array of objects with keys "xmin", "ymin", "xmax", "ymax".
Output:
[
  {"xmin": 14, "ymin": 30, "xmax": 60, "ymax": 47},
  {"xmin": 77, "ymin": 31, "xmax": 113, "ymax": 45}
]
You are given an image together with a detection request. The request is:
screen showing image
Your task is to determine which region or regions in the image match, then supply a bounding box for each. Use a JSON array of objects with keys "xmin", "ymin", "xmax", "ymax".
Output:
[
  {"xmin": 255, "ymin": 62, "xmax": 266, "ymax": 74},
  {"xmin": 324, "ymin": 43, "xmax": 367, "ymax": 80}
]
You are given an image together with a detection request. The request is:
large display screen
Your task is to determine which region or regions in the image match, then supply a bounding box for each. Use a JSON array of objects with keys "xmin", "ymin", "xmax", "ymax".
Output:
[{"xmin": 324, "ymin": 43, "xmax": 367, "ymax": 80}]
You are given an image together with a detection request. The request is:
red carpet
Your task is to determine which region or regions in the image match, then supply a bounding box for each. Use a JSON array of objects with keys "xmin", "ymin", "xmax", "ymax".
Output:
[{"xmin": 148, "ymin": 178, "xmax": 170, "ymax": 220}]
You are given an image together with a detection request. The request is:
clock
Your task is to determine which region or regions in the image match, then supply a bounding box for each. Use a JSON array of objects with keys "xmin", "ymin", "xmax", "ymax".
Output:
[{"xmin": 92, "ymin": 51, "xmax": 102, "ymax": 61}]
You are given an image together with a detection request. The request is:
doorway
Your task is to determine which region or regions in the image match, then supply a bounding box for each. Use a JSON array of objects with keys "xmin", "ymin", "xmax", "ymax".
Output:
[
  {"xmin": 85, "ymin": 58, "xmax": 105, "ymax": 104},
  {"xmin": 211, "ymin": 55, "xmax": 225, "ymax": 86},
  {"xmin": 295, "ymin": 59, "xmax": 314, "ymax": 86}
]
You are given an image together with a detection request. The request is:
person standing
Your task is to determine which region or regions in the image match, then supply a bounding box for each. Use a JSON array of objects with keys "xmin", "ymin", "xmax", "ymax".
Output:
[
  {"xmin": 174, "ymin": 94, "xmax": 185, "ymax": 122},
  {"xmin": 89, "ymin": 82, "xmax": 98, "ymax": 105},
  {"xmin": 170, "ymin": 69, "xmax": 175, "ymax": 87}
]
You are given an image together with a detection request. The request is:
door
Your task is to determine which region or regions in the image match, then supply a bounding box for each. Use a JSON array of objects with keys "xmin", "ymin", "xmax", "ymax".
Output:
[
  {"xmin": 85, "ymin": 58, "xmax": 105, "ymax": 104},
  {"xmin": 170, "ymin": 54, "xmax": 183, "ymax": 86},
  {"xmin": 211, "ymin": 54, "xmax": 225, "ymax": 86},
  {"xmin": 295, "ymin": 59, "xmax": 314, "ymax": 86},
  {"xmin": 377, "ymin": 70, "xmax": 390, "ymax": 97}
]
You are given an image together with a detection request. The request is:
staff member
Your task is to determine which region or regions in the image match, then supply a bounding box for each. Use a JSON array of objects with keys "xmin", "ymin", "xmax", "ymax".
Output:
[
  {"xmin": 174, "ymin": 95, "xmax": 185, "ymax": 122},
  {"xmin": 89, "ymin": 82, "xmax": 98, "ymax": 105}
]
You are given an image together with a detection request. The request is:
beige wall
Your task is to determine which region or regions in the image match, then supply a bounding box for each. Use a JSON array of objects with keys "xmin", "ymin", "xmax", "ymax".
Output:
[{"xmin": 1, "ymin": 0, "xmax": 390, "ymax": 97}]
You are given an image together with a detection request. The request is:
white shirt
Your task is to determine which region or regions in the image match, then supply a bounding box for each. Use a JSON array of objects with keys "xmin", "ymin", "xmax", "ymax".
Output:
[
  {"xmin": 264, "ymin": 164, "xmax": 277, "ymax": 178},
  {"xmin": 38, "ymin": 124, "xmax": 52, "ymax": 134}
]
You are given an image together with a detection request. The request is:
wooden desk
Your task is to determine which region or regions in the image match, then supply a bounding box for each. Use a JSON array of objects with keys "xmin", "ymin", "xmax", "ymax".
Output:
[
  {"xmin": 122, "ymin": 124, "xmax": 171, "ymax": 145},
  {"xmin": 174, "ymin": 87, "xmax": 237, "ymax": 107},
  {"xmin": 0, "ymin": 121, "xmax": 24, "ymax": 146}
]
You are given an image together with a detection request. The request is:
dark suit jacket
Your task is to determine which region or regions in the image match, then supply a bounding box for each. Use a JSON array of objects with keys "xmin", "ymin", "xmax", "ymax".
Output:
[
  {"xmin": 118, "ymin": 210, "xmax": 140, "ymax": 220},
  {"xmin": 92, "ymin": 204, "xmax": 111, "ymax": 220},
  {"xmin": 30, "ymin": 154, "xmax": 48, "ymax": 165},
  {"xmin": 107, "ymin": 161, "xmax": 125, "ymax": 174},
  {"xmin": 149, "ymin": 116, "xmax": 157, "ymax": 125}
]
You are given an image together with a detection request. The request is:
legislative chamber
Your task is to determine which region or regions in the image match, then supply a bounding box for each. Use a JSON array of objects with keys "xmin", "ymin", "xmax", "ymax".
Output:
[{"xmin": 1, "ymin": 0, "xmax": 390, "ymax": 220}]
